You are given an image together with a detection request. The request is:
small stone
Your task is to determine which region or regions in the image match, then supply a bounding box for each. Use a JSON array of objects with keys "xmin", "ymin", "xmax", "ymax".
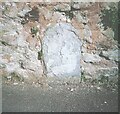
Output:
[
  {"xmin": 91, "ymin": 85, "xmax": 94, "ymax": 88},
  {"xmin": 70, "ymin": 88, "xmax": 74, "ymax": 92},
  {"xmin": 13, "ymin": 82, "xmax": 18, "ymax": 85},
  {"xmin": 97, "ymin": 87, "xmax": 101, "ymax": 90},
  {"xmin": 7, "ymin": 76, "xmax": 12, "ymax": 80},
  {"xmin": 68, "ymin": 87, "xmax": 70, "ymax": 90},
  {"xmin": 104, "ymin": 101, "xmax": 107, "ymax": 104}
]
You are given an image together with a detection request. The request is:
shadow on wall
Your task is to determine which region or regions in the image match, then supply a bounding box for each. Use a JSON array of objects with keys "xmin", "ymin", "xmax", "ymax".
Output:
[{"xmin": 99, "ymin": 2, "xmax": 120, "ymax": 41}]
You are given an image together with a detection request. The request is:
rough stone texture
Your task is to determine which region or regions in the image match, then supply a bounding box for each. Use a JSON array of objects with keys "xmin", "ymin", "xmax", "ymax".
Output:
[
  {"xmin": 0, "ymin": 2, "xmax": 118, "ymax": 84},
  {"xmin": 96, "ymin": 67, "xmax": 118, "ymax": 80},
  {"xmin": 71, "ymin": 2, "xmax": 94, "ymax": 9},
  {"xmin": 81, "ymin": 60, "xmax": 118, "ymax": 83},
  {"xmin": 100, "ymin": 49, "xmax": 119, "ymax": 62},
  {"xmin": 82, "ymin": 53, "xmax": 101, "ymax": 63},
  {"xmin": 102, "ymin": 28, "xmax": 114, "ymax": 39},
  {"xmin": 43, "ymin": 22, "xmax": 82, "ymax": 77},
  {"xmin": 83, "ymin": 25, "xmax": 92, "ymax": 43},
  {"xmin": 0, "ymin": 8, "xmax": 43, "ymax": 83},
  {"xmin": 74, "ymin": 12, "xmax": 89, "ymax": 24},
  {"xmin": 54, "ymin": 3, "xmax": 71, "ymax": 11}
]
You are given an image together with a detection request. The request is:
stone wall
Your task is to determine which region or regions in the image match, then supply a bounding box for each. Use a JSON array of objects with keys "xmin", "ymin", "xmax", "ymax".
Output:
[{"xmin": 0, "ymin": 2, "xmax": 119, "ymax": 85}]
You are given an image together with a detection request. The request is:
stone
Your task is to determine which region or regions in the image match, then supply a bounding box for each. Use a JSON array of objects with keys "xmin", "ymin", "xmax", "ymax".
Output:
[
  {"xmin": 52, "ymin": 12, "xmax": 67, "ymax": 22},
  {"xmin": 102, "ymin": 2, "xmax": 118, "ymax": 10},
  {"xmin": 54, "ymin": 3, "xmax": 71, "ymax": 11},
  {"xmin": 43, "ymin": 22, "xmax": 82, "ymax": 77},
  {"xmin": 44, "ymin": 10, "xmax": 53, "ymax": 20},
  {"xmin": 96, "ymin": 67, "xmax": 118, "ymax": 83},
  {"xmin": 82, "ymin": 53, "xmax": 101, "ymax": 63},
  {"xmin": 102, "ymin": 28, "xmax": 114, "ymax": 39},
  {"xmin": 100, "ymin": 49, "xmax": 119, "ymax": 62},
  {"xmin": 71, "ymin": 2, "xmax": 93, "ymax": 9},
  {"xmin": 96, "ymin": 67, "xmax": 118, "ymax": 78},
  {"xmin": 74, "ymin": 12, "xmax": 89, "ymax": 24},
  {"xmin": 17, "ymin": 6, "xmax": 32, "ymax": 17},
  {"xmin": 83, "ymin": 25, "xmax": 92, "ymax": 43},
  {"xmin": 0, "ymin": 13, "xmax": 43, "ymax": 82}
]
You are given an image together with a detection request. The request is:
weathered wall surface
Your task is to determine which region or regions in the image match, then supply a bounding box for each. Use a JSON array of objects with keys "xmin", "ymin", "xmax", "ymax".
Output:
[{"xmin": 0, "ymin": 2, "xmax": 119, "ymax": 85}]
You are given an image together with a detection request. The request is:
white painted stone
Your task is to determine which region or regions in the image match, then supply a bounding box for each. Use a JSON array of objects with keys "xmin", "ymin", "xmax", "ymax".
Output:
[{"xmin": 43, "ymin": 22, "xmax": 82, "ymax": 77}]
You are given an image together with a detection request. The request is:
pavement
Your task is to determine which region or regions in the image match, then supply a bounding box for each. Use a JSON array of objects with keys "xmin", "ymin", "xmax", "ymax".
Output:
[{"xmin": 2, "ymin": 82, "xmax": 118, "ymax": 112}]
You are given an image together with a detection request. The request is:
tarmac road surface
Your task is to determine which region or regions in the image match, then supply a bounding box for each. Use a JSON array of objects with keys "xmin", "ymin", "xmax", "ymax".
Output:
[{"xmin": 2, "ymin": 83, "xmax": 118, "ymax": 112}]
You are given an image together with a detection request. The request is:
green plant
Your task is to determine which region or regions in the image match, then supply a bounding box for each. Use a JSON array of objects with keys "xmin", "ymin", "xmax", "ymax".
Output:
[
  {"xmin": 30, "ymin": 26, "xmax": 39, "ymax": 37},
  {"xmin": 38, "ymin": 50, "xmax": 43, "ymax": 60},
  {"xmin": 80, "ymin": 71, "xmax": 87, "ymax": 82}
]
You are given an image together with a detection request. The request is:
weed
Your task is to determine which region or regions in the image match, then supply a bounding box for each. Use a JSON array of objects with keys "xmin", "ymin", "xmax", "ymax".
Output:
[
  {"xmin": 38, "ymin": 50, "xmax": 43, "ymax": 60},
  {"xmin": 31, "ymin": 26, "xmax": 39, "ymax": 37},
  {"xmin": 80, "ymin": 71, "xmax": 87, "ymax": 82}
]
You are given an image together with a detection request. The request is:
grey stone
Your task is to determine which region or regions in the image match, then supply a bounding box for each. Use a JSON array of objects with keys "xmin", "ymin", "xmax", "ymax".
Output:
[
  {"xmin": 71, "ymin": 2, "xmax": 93, "ymax": 9},
  {"xmin": 74, "ymin": 12, "xmax": 89, "ymax": 24},
  {"xmin": 52, "ymin": 12, "xmax": 67, "ymax": 22},
  {"xmin": 96, "ymin": 67, "xmax": 118, "ymax": 83},
  {"xmin": 1, "ymin": 16, "xmax": 43, "ymax": 80},
  {"xmin": 97, "ymin": 67, "xmax": 118, "ymax": 78},
  {"xmin": 54, "ymin": 3, "xmax": 71, "ymax": 11},
  {"xmin": 43, "ymin": 22, "xmax": 82, "ymax": 77},
  {"xmin": 17, "ymin": 7, "xmax": 32, "ymax": 17},
  {"xmin": 82, "ymin": 53, "xmax": 101, "ymax": 63},
  {"xmin": 44, "ymin": 10, "xmax": 53, "ymax": 20},
  {"xmin": 83, "ymin": 25, "xmax": 92, "ymax": 43},
  {"xmin": 100, "ymin": 49, "xmax": 119, "ymax": 62},
  {"xmin": 102, "ymin": 2, "xmax": 118, "ymax": 10},
  {"xmin": 102, "ymin": 28, "xmax": 114, "ymax": 39}
]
